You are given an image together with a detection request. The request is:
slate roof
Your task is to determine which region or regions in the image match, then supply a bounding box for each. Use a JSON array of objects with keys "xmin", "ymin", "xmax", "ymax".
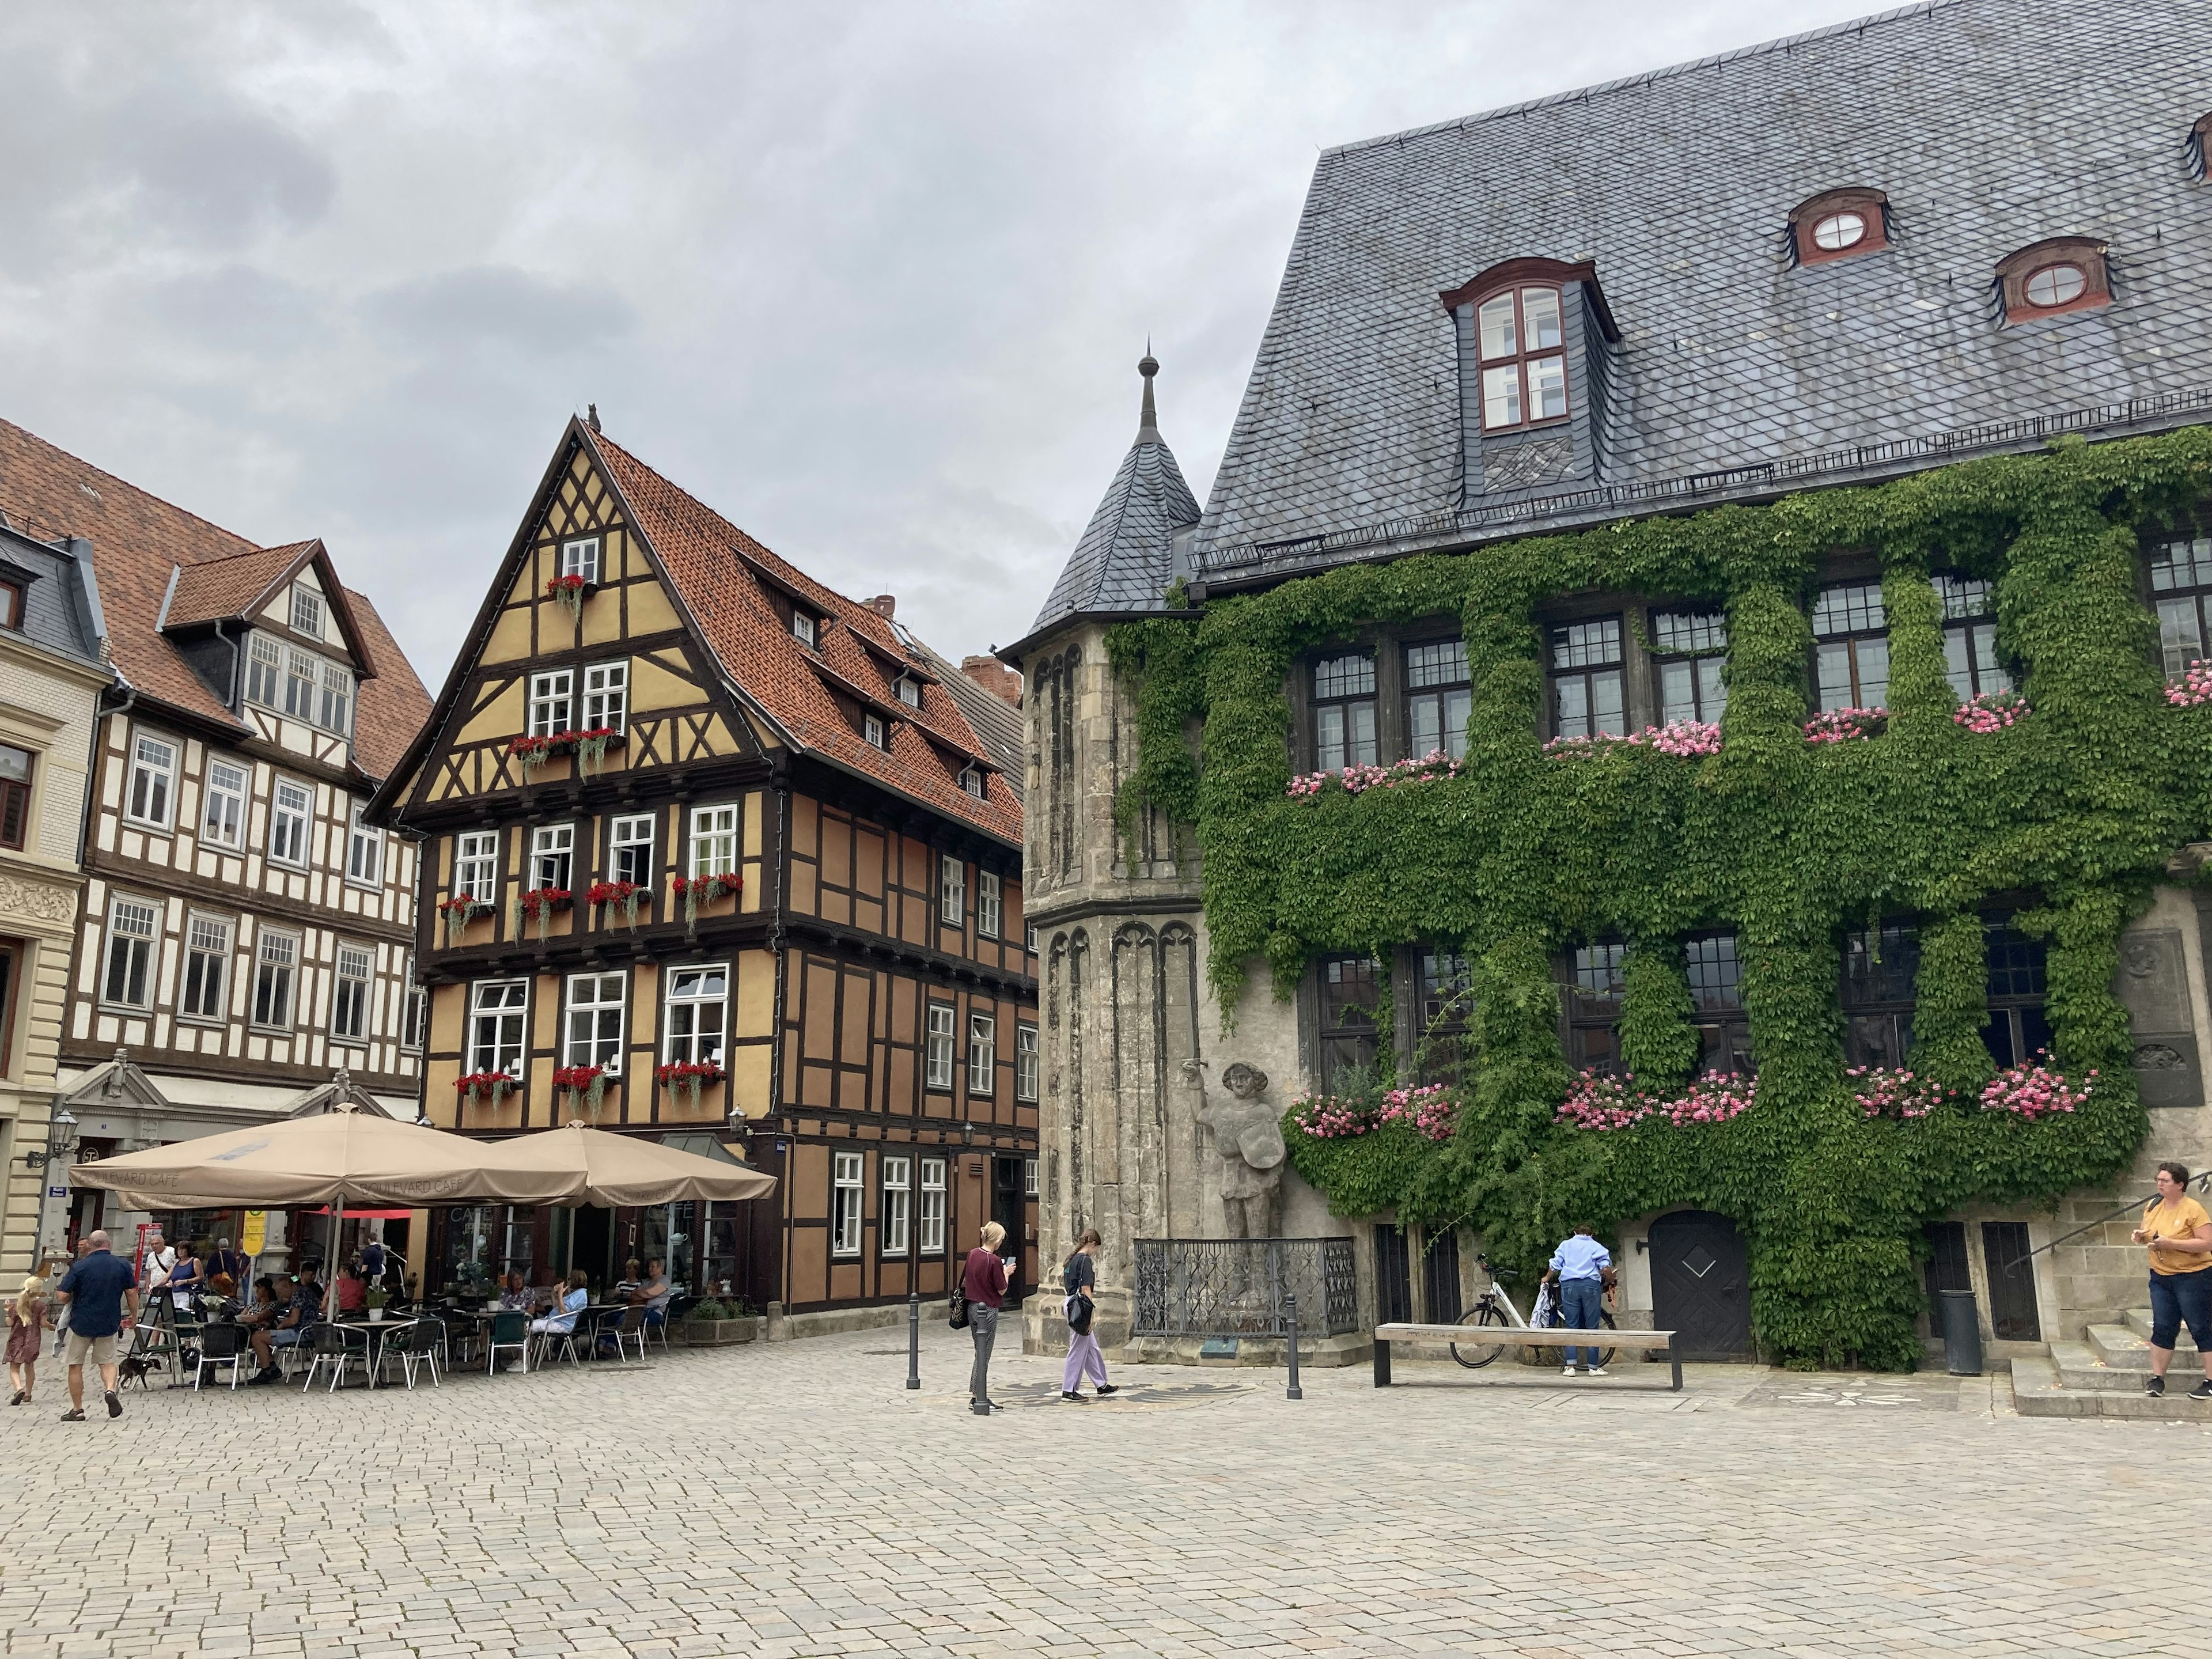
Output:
[
  {"xmin": 0, "ymin": 417, "xmax": 431, "ymax": 783},
  {"xmin": 582, "ymin": 426, "xmax": 1024, "ymax": 845},
  {"xmin": 1025, "ymin": 359, "xmax": 1201, "ymax": 637},
  {"xmin": 912, "ymin": 638, "xmax": 1025, "ymax": 803},
  {"xmin": 1043, "ymin": 0, "xmax": 2212, "ymax": 615}
]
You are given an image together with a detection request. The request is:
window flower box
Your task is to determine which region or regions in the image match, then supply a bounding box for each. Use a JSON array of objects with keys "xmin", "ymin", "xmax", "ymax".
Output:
[
  {"xmin": 1953, "ymin": 690, "xmax": 2031, "ymax": 733},
  {"xmin": 655, "ymin": 1059, "xmax": 726, "ymax": 1110},
  {"xmin": 1802, "ymin": 706, "xmax": 1887, "ymax": 744},
  {"xmin": 516, "ymin": 886, "xmax": 573, "ymax": 941},
  {"xmin": 546, "ymin": 572, "xmax": 594, "ymax": 623},
  {"xmin": 553, "ymin": 1063, "xmax": 611, "ymax": 1118},
  {"xmin": 672, "ymin": 871, "xmax": 743, "ymax": 927},
  {"xmin": 507, "ymin": 728, "xmax": 623, "ymax": 782},
  {"xmin": 586, "ymin": 878, "xmax": 651, "ymax": 930},
  {"xmin": 2167, "ymin": 661, "xmax": 2212, "ymax": 708},
  {"xmin": 455, "ymin": 1071, "xmax": 519, "ymax": 1109},
  {"xmin": 437, "ymin": 895, "xmax": 494, "ymax": 947}
]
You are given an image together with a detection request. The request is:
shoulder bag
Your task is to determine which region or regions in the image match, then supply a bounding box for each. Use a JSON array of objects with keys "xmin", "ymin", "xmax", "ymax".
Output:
[{"xmin": 949, "ymin": 1256, "xmax": 969, "ymax": 1330}]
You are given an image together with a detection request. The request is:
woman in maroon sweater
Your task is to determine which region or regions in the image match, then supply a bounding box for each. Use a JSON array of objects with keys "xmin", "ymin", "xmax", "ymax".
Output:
[{"xmin": 964, "ymin": 1221, "xmax": 1009, "ymax": 1415}]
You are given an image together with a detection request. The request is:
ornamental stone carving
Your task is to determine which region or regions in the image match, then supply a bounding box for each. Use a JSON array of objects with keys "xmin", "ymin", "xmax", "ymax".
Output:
[{"xmin": 0, "ymin": 872, "xmax": 79, "ymax": 926}]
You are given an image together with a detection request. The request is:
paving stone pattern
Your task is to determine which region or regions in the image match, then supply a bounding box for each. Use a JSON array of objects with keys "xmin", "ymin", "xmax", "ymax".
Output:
[{"xmin": 1, "ymin": 1323, "xmax": 2206, "ymax": 1658}]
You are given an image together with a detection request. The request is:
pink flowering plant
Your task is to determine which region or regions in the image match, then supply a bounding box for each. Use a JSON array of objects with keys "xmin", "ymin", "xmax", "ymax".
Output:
[
  {"xmin": 1979, "ymin": 1059, "xmax": 2096, "ymax": 1120},
  {"xmin": 1953, "ymin": 690, "xmax": 2030, "ymax": 733},
  {"xmin": 1285, "ymin": 1082, "xmax": 1460, "ymax": 1143},
  {"xmin": 1802, "ymin": 707, "xmax": 1887, "ymax": 744},
  {"xmin": 2165, "ymin": 661, "xmax": 2212, "ymax": 707},
  {"xmin": 1544, "ymin": 720, "xmax": 1722, "ymax": 759},
  {"xmin": 1847, "ymin": 1066, "xmax": 1953, "ymax": 1120},
  {"xmin": 1285, "ymin": 750, "xmax": 1463, "ymax": 801},
  {"xmin": 1554, "ymin": 1069, "xmax": 1758, "ymax": 1132}
]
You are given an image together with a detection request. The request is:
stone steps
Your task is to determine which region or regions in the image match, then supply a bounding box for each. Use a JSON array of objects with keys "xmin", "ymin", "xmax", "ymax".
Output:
[
  {"xmin": 2085, "ymin": 1320, "xmax": 2199, "ymax": 1370},
  {"xmin": 2012, "ymin": 1349, "xmax": 2212, "ymax": 1419}
]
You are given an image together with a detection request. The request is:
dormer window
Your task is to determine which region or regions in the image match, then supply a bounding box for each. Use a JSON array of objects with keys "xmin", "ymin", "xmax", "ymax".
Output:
[
  {"xmin": 1475, "ymin": 285, "xmax": 1567, "ymax": 430},
  {"xmin": 863, "ymin": 713, "xmax": 887, "ymax": 749},
  {"xmin": 1789, "ymin": 188, "xmax": 1889, "ymax": 266},
  {"xmin": 792, "ymin": 612, "xmax": 817, "ymax": 649},
  {"xmin": 2190, "ymin": 112, "xmax": 2212, "ymax": 183},
  {"xmin": 1996, "ymin": 238, "xmax": 2110, "ymax": 323},
  {"xmin": 290, "ymin": 585, "xmax": 323, "ymax": 639},
  {"xmin": 895, "ymin": 675, "xmax": 921, "ymax": 709},
  {"xmin": 960, "ymin": 766, "xmax": 986, "ymax": 801}
]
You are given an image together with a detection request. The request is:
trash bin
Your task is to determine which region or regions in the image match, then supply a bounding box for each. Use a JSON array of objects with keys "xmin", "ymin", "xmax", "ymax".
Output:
[{"xmin": 1939, "ymin": 1288, "xmax": 1983, "ymax": 1376}]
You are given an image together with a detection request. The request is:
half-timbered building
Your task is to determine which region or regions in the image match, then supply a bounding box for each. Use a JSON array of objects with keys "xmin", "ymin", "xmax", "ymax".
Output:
[
  {"xmin": 373, "ymin": 414, "xmax": 1036, "ymax": 1325},
  {"xmin": 0, "ymin": 418, "xmax": 433, "ymax": 1264}
]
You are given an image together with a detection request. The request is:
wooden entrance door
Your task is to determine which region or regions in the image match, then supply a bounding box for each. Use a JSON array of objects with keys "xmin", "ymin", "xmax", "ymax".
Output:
[{"xmin": 1649, "ymin": 1210, "xmax": 1752, "ymax": 1358}]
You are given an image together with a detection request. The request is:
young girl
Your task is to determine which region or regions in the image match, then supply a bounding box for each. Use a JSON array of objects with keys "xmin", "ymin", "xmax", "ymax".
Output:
[{"xmin": 7, "ymin": 1269, "xmax": 51, "ymax": 1406}]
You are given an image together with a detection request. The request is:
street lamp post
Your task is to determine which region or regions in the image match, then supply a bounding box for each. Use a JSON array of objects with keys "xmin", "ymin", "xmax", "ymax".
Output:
[{"xmin": 30, "ymin": 1108, "xmax": 77, "ymax": 1265}]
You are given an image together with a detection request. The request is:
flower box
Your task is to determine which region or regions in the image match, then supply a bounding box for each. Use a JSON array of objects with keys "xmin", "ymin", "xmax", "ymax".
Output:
[
  {"xmin": 553, "ymin": 1063, "xmax": 611, "ymax": 1118},
  {"xmin": 516, "ymin": 887, "xmax": 573, "ymax": 941},
  {"xmin": 680, "ymin": 1316, "xmax": 763, "ymax": 1347},
  {"xmin": 655, "ymin": 1060, "xmax": 726, "ymax": 1110},
  {"xmin": 545, "ymin": 573, "xmax": 595, "ymax": 623},
  {"xmin": 586, "ymin": 878, "xmax": 651, "ymax": 930},
  {"xmin": 508, "ymin": 727, "xmax": 623, "ymax": 782},
  {"xmin": 673, "ymin": 871, "xmax": 743, "ymax": 926},
  {"xmin": 1802, "ymin": 706, "xmax": 1887, "ymax": 744},
  {"xmin": 455, "ymin": 1071, "xmax": 520, "ymax": 1109},
  {"xmin": 437, "ymin": 896, "xmax": 494, "ymax": 947}
]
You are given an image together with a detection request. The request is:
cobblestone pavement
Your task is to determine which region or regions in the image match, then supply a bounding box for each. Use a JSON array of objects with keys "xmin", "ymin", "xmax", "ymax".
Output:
[{"xmin": 2, "ymin": 1320, "xmax": 2207, "ymax": 1658}]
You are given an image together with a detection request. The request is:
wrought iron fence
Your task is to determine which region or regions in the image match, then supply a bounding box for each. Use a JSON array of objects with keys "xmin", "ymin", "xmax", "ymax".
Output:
[{"xmin": 1131, "ymin": 1237, "xmax": 1361, "ymax": 1338}]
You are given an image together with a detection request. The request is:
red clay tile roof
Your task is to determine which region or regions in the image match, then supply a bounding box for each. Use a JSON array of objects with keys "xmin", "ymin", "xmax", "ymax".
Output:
[
  {"xmin": 585, "ymin": 426, "xmax": 1023, "ymax": 844},
  {"xmin": 0, "ymin": 417, "xmax": 430, "ymax": 784},
  {"xmin": 165, "ymin": 541, "xmax": 319, "ymax": 628}
]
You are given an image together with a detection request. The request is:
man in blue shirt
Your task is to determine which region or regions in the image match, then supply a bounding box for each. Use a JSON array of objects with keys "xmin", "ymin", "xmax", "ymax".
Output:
[
  {"xmin": 1546, "ymin": 1224, "xmax": 1614, "ymax": 1378},
  {"xmin": 54, "ymin": 1229, "xmax": 139, "ymax": 1421}
]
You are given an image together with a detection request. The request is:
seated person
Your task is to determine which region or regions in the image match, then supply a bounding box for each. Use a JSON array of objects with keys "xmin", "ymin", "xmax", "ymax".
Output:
[
  {"xmin": 613, "ymin": 1258, "xmax": 645, "ymax": 1303},
  {"xmin": 495, "ymin": 1271, "xmax": 531, "ymax": 1310},
  {"xmin": 334, "ymin": 1263, "xmax": 368, "ymax": 1317},
  {"xmin": 528, "ymin": 1270, "xmax": 590, "ymax": 1338},
  {"xmin": 638, "ymin": 1259, "xmax": 673, "ymax": 1327},
  {"xmin": 247, "ymin": 1275, "xmax": 314, "ymax": 1384},
  {"xmin": 236, "ymin": 1277, "xmax": 279, "ymax": 1328}
]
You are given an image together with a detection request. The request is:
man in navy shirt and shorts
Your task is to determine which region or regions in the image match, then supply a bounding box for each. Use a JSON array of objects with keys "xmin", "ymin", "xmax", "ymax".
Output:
[{"xmin": 55, "ymin": 1229, "xmax": 139, "ymax": 1421}]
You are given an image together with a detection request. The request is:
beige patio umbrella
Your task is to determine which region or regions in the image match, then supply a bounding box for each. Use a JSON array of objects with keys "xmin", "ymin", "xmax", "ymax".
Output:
[{"xmin": 471, "ymin": 1121, "xmax": 777, "ymax": 1207}]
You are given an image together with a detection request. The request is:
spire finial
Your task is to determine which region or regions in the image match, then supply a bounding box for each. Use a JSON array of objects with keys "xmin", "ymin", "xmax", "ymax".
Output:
[{"xmin": 1136, "ymin": 349, "xmax": 1160, "ymax": 440}]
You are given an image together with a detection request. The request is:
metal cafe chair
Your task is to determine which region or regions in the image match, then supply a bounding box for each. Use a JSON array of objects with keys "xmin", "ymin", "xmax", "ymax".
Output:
[
  {"xmin": 376, "ymin": 1319, "xmax": 442, "ymax": 1391},
  {"xmin": 486, "ymin": 1309, "xmax": 531, "ymax": 1375},
  {"xmin": 533, "ymin": 1310, "xmax": 589, "ymax": 1369},
  {"xmin": 193, "ymin": 1321, "xmax": 249, "ymax": 1391},
  {"xmin": 606, "ymin": 1305, "xmax": 647, "ymax": 1363},
  {"xmin": 299, "ymin": 1324, "xmax": 365, "ymax": 1393},
  {"xmin": 647, "ymin": 1295, "xmax": 691, "ymax": 1355}
]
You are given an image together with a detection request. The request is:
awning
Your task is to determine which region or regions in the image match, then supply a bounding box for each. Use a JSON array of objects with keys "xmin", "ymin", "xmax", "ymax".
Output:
[
  {"xmin": 472, "ymin": 1122, "xmax": 777, "ymax": 1207},
  {"xmin": 309, "ymin": 1207, "xmax": 415, "ymax": 1219}
]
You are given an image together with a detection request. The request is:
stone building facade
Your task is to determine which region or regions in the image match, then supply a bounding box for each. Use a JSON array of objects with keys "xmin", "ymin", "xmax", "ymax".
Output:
[{"xmin": 1006, "ymin": 0, "xmax": 2212, "ymax": 1375}]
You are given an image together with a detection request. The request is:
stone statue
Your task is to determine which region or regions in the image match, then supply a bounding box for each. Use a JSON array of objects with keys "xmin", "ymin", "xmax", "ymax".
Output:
[{"xmin": 1194, "ymin": 1062, "xmax": 1286, "ymax": 1241}]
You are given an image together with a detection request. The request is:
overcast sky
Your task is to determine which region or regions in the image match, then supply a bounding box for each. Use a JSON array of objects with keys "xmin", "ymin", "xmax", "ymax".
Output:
[{"xmin": 0, "ymin": 0, "xmax": 1880, "ymax": 691}]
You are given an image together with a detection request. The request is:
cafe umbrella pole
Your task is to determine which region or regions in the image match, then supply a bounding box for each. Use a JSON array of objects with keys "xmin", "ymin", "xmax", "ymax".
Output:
[{"xmin": 324, "ymin": 1187, "xmax": 343, "ymax": 1323}]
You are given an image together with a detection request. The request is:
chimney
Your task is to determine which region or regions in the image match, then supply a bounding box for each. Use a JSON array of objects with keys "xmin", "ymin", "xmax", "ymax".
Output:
[
  {"xmin": 961, "ymin": 655, "xmax": 1022, "ymax": 705},
  {"xmin": 866, "ymin": 594, "xmax": 896, "ymax": 620}
]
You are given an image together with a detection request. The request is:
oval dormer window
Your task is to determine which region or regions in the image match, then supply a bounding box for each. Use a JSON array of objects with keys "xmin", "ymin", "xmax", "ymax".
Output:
[
  {"xmin": 1996, "ymin": 237, "xmax": 2110, "ymax": 323},
  {"xmin": 1789, "ymin": 188, "xmax": 1888, "ymax": 266}
]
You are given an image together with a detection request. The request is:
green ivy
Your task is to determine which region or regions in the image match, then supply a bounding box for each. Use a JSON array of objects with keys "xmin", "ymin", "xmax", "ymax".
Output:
[{"xmin": 1107, "ymin": 429, "xmax": 2212, "ymax": 1369}]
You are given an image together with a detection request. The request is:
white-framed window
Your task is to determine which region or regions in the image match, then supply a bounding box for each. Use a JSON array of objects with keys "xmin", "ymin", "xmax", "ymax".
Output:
[
  {"xmin": 531, "ymin": 823, "xmax": 573, "ymax": 891},
  {"xmin": 690, "ymin": 803, "xmax": 738, "ymax": 876},
  {"xmin": 881, "ymin": 1156, "xmax": 911, "ymax": 1255},
  {"xmin": 346, "ymin": 802, "xmax": 384, "ymax": 887},
  {"xmin": 565, "ymin": 971, "xmax": 626, "ymax": 1073},
  {"xmin": 402, "ymin": 983, "xmax": 427, "ymax": 1052},
  {"xmin": 832, "ymin": 1151, "xmax": 863, "ymax": 1256},
  {"xmin": 582, "ymin": 661, "xmax": 627, "ymax": 732},
  {"xmin": 792, "ymin": 612, "xmax": 817, "ymax": 649},
  {"xmin": 245, "ymin": 635, "xmax": 283, "ymax": 707},
  {"xmin": 126, "ymin": 732, "xmax": 176, "ymax": 829},
  {"xmin": 180, "ymin": 913, "xmax": 232, "ymax": 1021},
  {"xmin": 959, "ymin": 766, "xmax": 985, "ymax": 800},
  {"xmin": 1016, "ymin": 1024, "xmax": 1039, "ymax": 1102},
  {"xmin": 925, "ymin": 1003, "xmax": 955, "ymax": 1089},
  {"xmin": 1025, "ymin": 1157, "xmax": 1039, "ymax": 1197},
  {"xmin": 331, "ymin": 944, "xmax": 373, "ymax": 1042},
  {"xmin": 320, "ymin": 661, "xmax": 352, "ymax": 736},
  {"xmin": 454, "ymin": 830, "xmax": 499, "ymax": 903},
  {"xmin": 560, "ymin": 536, "xmax": 600, "ymax": 585},
  {"xmin": 610, "ymin": 813, "xmax": 654, "ymax": 887},
  {"xmin": 976, "ymin": 870, "xmax": 1002, "ymax": 938},
  {"xmin": 468, "ymin": 979, "xmax": 528, "ymax": 1076},
  {"xmin": 919, "ymin": 1158, "xmax": 948, "ymax": 1254},
  {"xmin": 939, "ymin": 854, "xmax": 964, "ymax": 926},
  {"xmin": 290, "ymin": 585, "xmax": 323, "ymax": 639},
  {"xmin": 252, "ymin": 929, "xmax": 298, "ymax": 1029},
  {"xmin": 528, "ymin": 670, "xmax": 573, "ymax": 737},
  {"xmin": 1025, "ymin": 923, "xmax": 1037, "ymax": 953},
  {"xmin": 895, "ymin": 675, "xmax": 921, "ymax": 709},
  {"xmin": 968, "ymin": 1011, "xmax": 995, "ymax": 1094},
  {"xmin": 102, "ymin": 896, "xmax": 158, "ymax": 1008},
  {"xmin": 202, "ymin": 757, "xmax": 248, "ymax": 849},
  {"xmin": 863, "ymin": 713, "xmax": 886, "ymax": 749},
  {"xmin": 663, "ymin": 966, "xmax": 727, "ymax": 1065},
  {"xmin": 284, "ymin": 648, "xmax": 317, "ymax": 720},
  {"xmin": 268, "ymin": 778, "xmax": 312, "ymax": 868}
]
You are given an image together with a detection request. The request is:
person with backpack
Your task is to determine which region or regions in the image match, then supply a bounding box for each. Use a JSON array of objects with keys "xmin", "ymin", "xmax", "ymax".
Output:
[
  {"xmin": 1060, "ymin": 1229, "xmax": 1118, "ymax": 1403},
  {"xmin": 961, "ymin": 1221, "xmax": 1010, "ymax": 1415}
]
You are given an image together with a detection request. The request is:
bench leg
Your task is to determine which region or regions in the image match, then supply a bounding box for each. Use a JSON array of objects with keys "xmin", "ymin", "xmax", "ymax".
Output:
[
  {"xmin": 1669, "ymin": 1334, "xmax": 1681, "ymax": 1392},
  {"xmin": 1373, "ymin": 1336, "xmax": 1391, "ymax": 1388}
]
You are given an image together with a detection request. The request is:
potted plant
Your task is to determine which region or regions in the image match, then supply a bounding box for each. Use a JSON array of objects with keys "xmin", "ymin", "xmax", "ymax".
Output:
[
  {"xmin": 554, "ymin": 1063, "xmax": 609, "ymax": 1117},
  {"xmin": 456, "ymin": 1070, "xmax": 519, "ymax": 1109},
  {"xmin": 365, "ymin": 1285, "xmax": 389, "ymax": 1324},
  {"xmin": 546, "ymin": 571, "xmax": 592, "ymax": 623},
  {"xmin": 516, "ymin": 885, "xmax": 573, "ymax": 941},
  {"xmin": 654, "ymin": 1059, "xmax": 725, "ymax": 1111},
  {"xmin": 587, "ymin": 878, "xmax": 650, "ymax": 930},
  {"xmin": 672, "ymin": 870, "xmax": 743, "ymax": 927},
  {"xmin": 437, "ymin": 895, "xmax": 494, "ymax": 946},
  {"xmin": 573, "ymin": 725, "xmax": 623, "ymax": 778}
]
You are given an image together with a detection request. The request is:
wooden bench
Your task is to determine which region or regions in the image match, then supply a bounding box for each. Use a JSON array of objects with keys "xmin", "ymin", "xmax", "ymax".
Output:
[{"xmin": 1373, "ymin": 1321, "xmax": 1684, "ymax": 1391}]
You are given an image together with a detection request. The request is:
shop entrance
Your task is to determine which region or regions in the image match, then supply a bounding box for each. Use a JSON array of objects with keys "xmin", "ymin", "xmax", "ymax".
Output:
[{"xmin": 992, "ymin": 1157, "xmax": 1024, "ymax": 1301}]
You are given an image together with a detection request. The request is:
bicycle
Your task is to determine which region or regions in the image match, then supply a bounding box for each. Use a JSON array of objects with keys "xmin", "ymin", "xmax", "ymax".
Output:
[{"xmin": 1449, "ymin": 1255, "xmax": 1617, "ymax": 1369}]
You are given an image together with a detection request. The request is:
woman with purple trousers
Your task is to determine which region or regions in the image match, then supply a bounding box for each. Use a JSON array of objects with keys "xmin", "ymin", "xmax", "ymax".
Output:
[{"xmin": 1060, "ymin": 1229, "xmax": 1119, "ymax": 1402}]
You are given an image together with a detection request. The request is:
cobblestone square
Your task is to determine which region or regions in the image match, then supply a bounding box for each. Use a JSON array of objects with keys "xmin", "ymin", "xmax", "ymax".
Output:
[{"xmin": 2, "ymin": 1323, "xmax": 2207, "ymax": 1657}]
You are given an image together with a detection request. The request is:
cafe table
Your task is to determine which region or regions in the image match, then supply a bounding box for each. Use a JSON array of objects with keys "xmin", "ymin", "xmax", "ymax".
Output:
[{"xmin": 329, "ymin": 1315, "xmax": 422, "ymax": 1388}]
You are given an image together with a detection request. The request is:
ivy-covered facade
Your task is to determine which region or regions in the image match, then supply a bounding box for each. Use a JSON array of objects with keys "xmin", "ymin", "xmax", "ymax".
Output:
[{"xmin": 1006, "ymin": 0, "xmax": 2212, "ymax": 1369}]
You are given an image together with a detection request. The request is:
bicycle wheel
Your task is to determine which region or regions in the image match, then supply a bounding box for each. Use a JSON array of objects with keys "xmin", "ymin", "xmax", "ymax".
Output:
[
  {"xmin": 1590, "ymin": 1309, "xmax": 1618, "ymax": 1370},
  {"xmin": 1449, "ymin": 1302, "xmax": 1512, "ymax": 1369}
]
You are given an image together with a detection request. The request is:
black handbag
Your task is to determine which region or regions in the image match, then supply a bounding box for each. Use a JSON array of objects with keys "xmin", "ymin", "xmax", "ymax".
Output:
[
  {"xmin": 949, "ymin": 1272, "xmax": 969, "ymax": 1331},
  {"xmin": 1066, "ymin": 1292, "xmax": 1094, "ymax": 1336}
]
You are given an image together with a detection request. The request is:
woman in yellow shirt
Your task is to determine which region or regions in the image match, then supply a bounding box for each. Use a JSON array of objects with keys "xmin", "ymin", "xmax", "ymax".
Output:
[{"xmin": 2129, "ymin": 1160, "xmax": 2212, "ymax": 1399}]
